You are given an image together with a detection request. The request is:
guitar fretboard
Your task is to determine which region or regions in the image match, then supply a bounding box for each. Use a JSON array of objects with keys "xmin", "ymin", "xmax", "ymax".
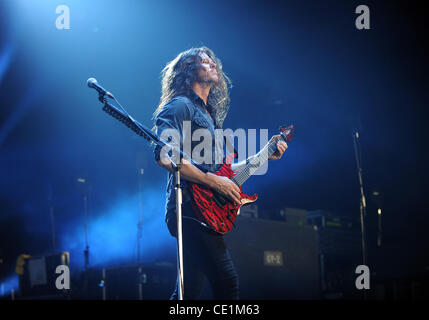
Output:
[{"xmin": 231, "ymin": 138, "xmax": 280, "ymax": 186}]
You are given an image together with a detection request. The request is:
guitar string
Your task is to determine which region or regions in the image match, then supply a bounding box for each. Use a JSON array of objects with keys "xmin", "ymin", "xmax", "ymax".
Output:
[
  {"xmin": 233, "ymin": 146, "xmax": 267, "ymax": 186},
  {"xmin": 238, "ymin": 138, "xmax": 281, "ymax": 185},
  {"xmin": 232, "ymin": 139, "xmax": 278, "ymax": 186}
]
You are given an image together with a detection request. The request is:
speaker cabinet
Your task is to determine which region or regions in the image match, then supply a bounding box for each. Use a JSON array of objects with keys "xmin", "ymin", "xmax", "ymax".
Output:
[
  {"xmin": 223, "ymin": 216, "xmax": 321, "ymax": 299},
  {"xmin": 308, "ymin": 210, "xmax": 363, "ymax": 299},
  {"xmin": 18, "ymin": 252, "xmax": 70, "ymax": 299}
]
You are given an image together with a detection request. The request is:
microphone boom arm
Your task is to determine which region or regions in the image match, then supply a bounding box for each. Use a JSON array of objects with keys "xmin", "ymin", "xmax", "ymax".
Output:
[{"xmin": 99, "ymin": 96, "xmax": 192, "ymax": 166}]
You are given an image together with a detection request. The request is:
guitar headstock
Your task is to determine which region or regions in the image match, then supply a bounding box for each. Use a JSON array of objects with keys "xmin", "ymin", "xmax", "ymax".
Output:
[{"xmin": 279, "ymin": 124, "xmax": 294, "ymax": 142}]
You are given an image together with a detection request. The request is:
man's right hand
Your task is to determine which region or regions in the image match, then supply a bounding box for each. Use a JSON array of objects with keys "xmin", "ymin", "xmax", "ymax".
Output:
[
  {"xmin": 157, "ymin": 157, "xmax": 242, "ymax": 204},
  {"xmin": 207, "ymin": 173, "xmax": 241, "ymax": 205}
]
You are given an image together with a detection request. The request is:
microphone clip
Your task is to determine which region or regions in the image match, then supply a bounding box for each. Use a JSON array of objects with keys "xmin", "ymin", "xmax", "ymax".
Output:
[{"xmin": 98, "ymin": 92, "xmax": 108, "ymax": 103}]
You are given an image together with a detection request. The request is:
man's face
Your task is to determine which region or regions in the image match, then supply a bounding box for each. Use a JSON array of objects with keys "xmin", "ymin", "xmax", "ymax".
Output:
[{"xmin": 197, "ymin": 52, "xmax": 218, "ymax": 84}]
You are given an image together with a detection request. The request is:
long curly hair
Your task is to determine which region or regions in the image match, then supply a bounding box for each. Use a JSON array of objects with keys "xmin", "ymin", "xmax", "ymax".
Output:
[{"xmin": 153, "ymin": 47, "xmax": 232, "ymax": 128}]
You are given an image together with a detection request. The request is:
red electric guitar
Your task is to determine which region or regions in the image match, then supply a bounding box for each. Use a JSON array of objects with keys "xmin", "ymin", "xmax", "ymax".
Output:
[
  {"xmin": 100, "ymin": 100, "xmax": 293, "ymax": 234},
  {"xmin": 190, "ymin": 125, "xmax": 294, "ymax": 234}
]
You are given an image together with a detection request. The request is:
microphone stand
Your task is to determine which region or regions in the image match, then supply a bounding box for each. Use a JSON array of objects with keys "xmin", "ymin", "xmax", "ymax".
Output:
[
  {"xmin": 94, "ymin": 91, "xmax": 186, "ymax": 300},
  {"xmin": 352, "ymin": 130, "xmax": 368, "ymax": 300},
  {"xmin": 171, "ymin": 160, "xmax": 184, "ymax": 300},
  {"xmin": 76, "ymin": 176, "xmax": 90, "ymax": 297},
  {"xmin": 83, "ymin": 191, "xmax": 90, "ymax": 272}
]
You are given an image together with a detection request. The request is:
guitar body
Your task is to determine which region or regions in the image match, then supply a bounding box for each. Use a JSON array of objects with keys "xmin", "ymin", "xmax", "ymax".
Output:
[{"xmin": 189, "ymin": 158, "xmax": 258, "ymax": 234}]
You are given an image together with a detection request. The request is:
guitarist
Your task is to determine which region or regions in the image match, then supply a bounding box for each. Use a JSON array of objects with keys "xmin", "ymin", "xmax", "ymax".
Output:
[{"xmin": 153, "ymin": 47, "xmax": 288, "ymax": 300}]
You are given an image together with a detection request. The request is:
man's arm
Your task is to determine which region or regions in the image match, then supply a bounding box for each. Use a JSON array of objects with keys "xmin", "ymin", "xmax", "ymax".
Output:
[{"xmin": 157, "ymin": 157, "xmax": 241, "ymax": 204}]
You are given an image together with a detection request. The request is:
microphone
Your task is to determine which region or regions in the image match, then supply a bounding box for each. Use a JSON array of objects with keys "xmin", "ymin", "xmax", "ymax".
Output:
[{"xmin": 87, "ymin": 78, "xmax": 114, "ymax": 98}]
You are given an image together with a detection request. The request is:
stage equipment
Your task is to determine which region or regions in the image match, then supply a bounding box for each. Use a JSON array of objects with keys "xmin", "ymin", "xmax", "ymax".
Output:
[
  {"xmin": 218, "ymin": 216, "xmax": 320, "ymax": 299},
  {"xmin": 136, "ymin": 165, "xmax": 144, "ymax": 265},
  {"xmin": 239, "ymin": 203, "xmax": 259, "ymax": 219},
  {"xmin": 87, "ymin": 78, "xmax": 114, "ymax": 98},
  {"xmin": 282, "ymin": 207, "xmax": 308, "ymax": 226},
  {"xmin": 75, "ymin": 176, "xmax": 93, "ymax": 296},
  {"xmin": 83, "ymin": 263, "xmax": 175, "ymax": 300},
  {"xmin": 307, "ymin": 210, "xmax": 362, "ymax": 299},
  {"xmin": 16, "ymin": 252, "xmax": 70, "ymax": 298},
  {"xmin": 352, "ymin": 131, "xmax": 368, "ymax": 284}
]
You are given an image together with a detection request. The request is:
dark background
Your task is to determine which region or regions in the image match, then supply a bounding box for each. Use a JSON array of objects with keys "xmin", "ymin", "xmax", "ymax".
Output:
[{"xmin": 0, "ymin": 0, "xmax": 427, "ymax": 297}]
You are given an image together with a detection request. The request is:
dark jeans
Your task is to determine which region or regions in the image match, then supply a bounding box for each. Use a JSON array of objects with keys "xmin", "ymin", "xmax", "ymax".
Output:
[{"xmin": 167, "ymin": 203, "xmax": 239, "ymax": 300}]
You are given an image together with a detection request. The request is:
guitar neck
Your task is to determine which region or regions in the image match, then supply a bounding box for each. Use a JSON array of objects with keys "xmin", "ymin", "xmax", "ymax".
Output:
[{"xmin": 231, "ymin": 138, "xmax": 280, "ymax": 186}]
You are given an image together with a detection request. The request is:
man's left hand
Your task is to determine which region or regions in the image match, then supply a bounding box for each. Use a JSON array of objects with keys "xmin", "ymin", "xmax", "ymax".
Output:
[{"xmin": 268, "ymin": 135, "xmax": 288, "ymax": 160}]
